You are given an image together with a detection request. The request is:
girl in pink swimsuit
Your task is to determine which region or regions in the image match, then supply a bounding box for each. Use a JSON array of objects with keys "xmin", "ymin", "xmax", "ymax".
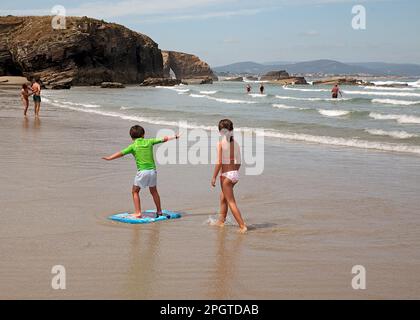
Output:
[{"xmin": 211, "ymin": 119, "xmax": 247, "ymax": 233}]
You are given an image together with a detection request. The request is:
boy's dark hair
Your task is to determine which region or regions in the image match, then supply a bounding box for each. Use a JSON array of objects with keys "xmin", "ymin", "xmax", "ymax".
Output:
[
  {"xmin": 130, "ymin": 125, "xmax": 145, "ymax": 139},
  {"xmin": 218, "ymin": 119, "xmax": 234, "ymax": 142}
]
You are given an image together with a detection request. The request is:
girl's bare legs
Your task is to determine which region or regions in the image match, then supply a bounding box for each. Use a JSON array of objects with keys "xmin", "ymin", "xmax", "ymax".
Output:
[
  {"xmin": 22, "ymin": 98, "xmax": 29, "ymax": 116},
  {"xmin": 215, "ymin": 191, "xmax": 228, "ymax": 227},
  {"xmin": 131, "ymin": 186, "xmax": 143, "ymax": 218},
  {"xmin": 221, "ymin": 177, "xmax": 247, "ymax": 233},
  {"xmin": 149, "ymin": 186, "xmax": 163, "ymax": 216}
]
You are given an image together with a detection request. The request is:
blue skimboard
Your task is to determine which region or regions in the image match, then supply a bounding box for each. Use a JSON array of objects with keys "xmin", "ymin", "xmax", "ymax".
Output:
[{"xmin": 108, "ymin": 210, "xmax": 182, "ymax": 224}]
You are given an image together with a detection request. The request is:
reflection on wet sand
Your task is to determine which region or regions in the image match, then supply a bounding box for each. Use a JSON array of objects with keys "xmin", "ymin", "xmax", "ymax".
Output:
[
  {"xmin": 126, "ymin": 226, "xmax": 160, "ymax": 299},
  {"xmin": 34, "ymin": 116, "xmax": 41, "ymax": 129},
  {"xmin": 22, "ymin": 116, "xmax": 41, "ymax": 131},
  {"xmin": 208, "ymin": 229, "xmax": 244, "ymax": 299},
  {"xmin": 22, "ymin": 117, "xmax": 29, "ymax": 130}
]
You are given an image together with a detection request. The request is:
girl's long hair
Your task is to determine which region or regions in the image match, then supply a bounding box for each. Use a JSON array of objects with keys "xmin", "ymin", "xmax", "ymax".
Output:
[{"xmin": 218, "ymin": 119, "xmax": 234, "ymax": 142}]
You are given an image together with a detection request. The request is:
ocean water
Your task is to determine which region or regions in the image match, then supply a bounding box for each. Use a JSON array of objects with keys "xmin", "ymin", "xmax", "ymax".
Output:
[{"xmin": 43, "ymin": 79, "xmax": 420, "ymax": 155}]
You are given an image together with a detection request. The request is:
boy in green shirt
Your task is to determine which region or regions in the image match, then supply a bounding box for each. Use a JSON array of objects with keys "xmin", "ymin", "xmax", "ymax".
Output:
[{"xmin": 103, "ymin": 125, "xmax": 179, "ymax": 219}]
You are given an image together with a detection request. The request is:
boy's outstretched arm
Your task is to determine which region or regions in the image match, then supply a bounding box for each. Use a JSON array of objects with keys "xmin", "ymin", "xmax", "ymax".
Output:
[
  {"xmin": 162, "ymin": 133, "xmax": 181, "ymax": 143},
  {"xmin": 102, "ymin": 152, "xmax": 124, "ymax": 161}
]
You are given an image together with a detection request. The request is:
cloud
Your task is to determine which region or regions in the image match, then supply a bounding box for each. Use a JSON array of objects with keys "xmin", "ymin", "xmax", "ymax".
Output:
[
  {"xmin": 222, "ymin": 38, "xmax": 241, "ymax": 44},
  {"xmin": 67, "ymin": 0, "xmax": 235, "ymax": 18},
  {"xmin": 139, "ymin": 8, "xmax": 263, "ymax": 23},
  {"xmin": 0, "ymin": 0, "xmax": 386, "ymax": 22},
  {"xmin": 0, "ymin": 0, "xmax": 243, "ymax": 19},
  {"xmin": 299, "ymin": 30, "xmax": 320, "ymax": 37}
]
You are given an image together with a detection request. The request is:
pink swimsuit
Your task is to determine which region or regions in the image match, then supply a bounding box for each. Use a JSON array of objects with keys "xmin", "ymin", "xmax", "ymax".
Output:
[{"xmin": 221, "ymin": 170, "xmax": 240, "ymax": 183}]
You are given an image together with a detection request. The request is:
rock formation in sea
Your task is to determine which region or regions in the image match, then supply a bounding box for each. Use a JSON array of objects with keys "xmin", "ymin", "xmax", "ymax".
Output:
[
  {"xmin": 312, "ymin": 77, "xmax": 369, "ymax": 86},
  {"xmin": 261, "ymin": 70, "xmax": 308, "ymax": 85},
  {"xmin": 162, "ymin": 51, "xmax": 218, "ymax": 84},
  {"xmin": 221, "ymin": 76, "xmax": 244, "ymax": 82},
  {"xmin": 100, "ymin": 82, "xmax": 126, "ymax": 89},
  {"xmin": 261, "ymin": 70, "xmax": 291, "ymax": 81},
  {"xmin": 139, "ymin": 78, "xmax": 181, "ymax": 87},
  {"xmin": 0, "ymin": 16, "xmax": 163, "ymax": 88}
]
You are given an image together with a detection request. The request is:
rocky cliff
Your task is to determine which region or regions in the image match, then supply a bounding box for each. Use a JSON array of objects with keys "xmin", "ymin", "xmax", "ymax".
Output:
[
  {"xmin": 162, "ymin": 51, "xmax": 217, "ymax": 84},
  {"xmin": 0, "ymin": 16, "xmax": 163, "ymax": 87}
]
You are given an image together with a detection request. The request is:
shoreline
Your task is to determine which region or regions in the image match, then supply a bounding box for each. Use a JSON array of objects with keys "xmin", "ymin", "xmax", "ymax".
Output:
[{"xmin": 1, "ymin": 87, "xmax": 420, "ymax": 299}]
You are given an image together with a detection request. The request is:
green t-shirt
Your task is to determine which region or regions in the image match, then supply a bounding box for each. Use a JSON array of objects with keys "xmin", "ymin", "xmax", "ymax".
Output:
[{"xmin": 121, "ymin": 138, "xmax": 164, "ymax": 171}]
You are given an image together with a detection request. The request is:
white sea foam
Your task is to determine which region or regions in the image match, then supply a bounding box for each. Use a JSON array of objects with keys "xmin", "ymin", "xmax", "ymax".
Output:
[
  {"xmin": 283, "ymin": 86, "xmax": 330, "ymax": 92},
  {"xmin": 275, "ymin": 95, "xmax": 351, "ymax": 102},
  {"xmin": 369, "ymin": 113, "xmax": 420, "ymax": 124},
  {"xmin": 318, "ymin": 109, "xmax": 350, "ymax": 117},
  {"xmin": 365, "ymin": 129, "xmax": 418, "ymax": 139},
  {"xmin": 363, "ymin": 86, "xmax": 415, "ymax": 91},
  {"xmin": 59, "ymin": 101, "xmax": 101, "ymax": 108},
  {"xmin": 200, "ymin": 90, "xmax": 218, "ymax": 95},
  {"xmin": 344, "ymin": 90, "xmax": 420, "ymax": 98},
  {"xmin": 408, "ymin": 80, "xmax": 420, "ymax": 88},
  {"xmin": 156, "ymin": 86, "xmax": 191, "ymax": 93},
  {"xmin": 272, "ymin": 104, "xmax": 306, "ymax": 110},
  {"xmin": 250, "ymin": 93, "xmax": 267, "ymax": 98},
  {"xmin": 372, "ymin": 81, "xmax": 408, "ymax": 86},
  {"xmin": 43, "ymin": 98, "xmax": 420, "ymax": 155},
  {"xmin": 261, "ymin": 130, "xmax": 420, "ymax": 155},
  {"xmin": 243, "ymin": 79, "xmax": 268, "ymax": 83},
  {"xmin": 372, "ymin": 98, "xmax": 420, "ymax": 106},
  {"xmin": 208, "ymin": 97, "xmax": 257, "ymax": 104},
  {"xmin": 189, "ymin": 94, "xmax": 256, "ymax": 104},
  {"xmin": 372, "ymin": 80, "xmax": 420, "ymax": 88}
]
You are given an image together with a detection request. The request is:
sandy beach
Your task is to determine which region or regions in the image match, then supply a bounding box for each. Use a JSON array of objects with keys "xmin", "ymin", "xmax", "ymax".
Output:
[{"xmin": 1, "ymin": 86, "xmax": 420, "ymax": 299}]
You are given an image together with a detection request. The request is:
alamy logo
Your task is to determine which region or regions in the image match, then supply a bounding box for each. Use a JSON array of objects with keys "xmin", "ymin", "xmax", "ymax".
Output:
[
  {"xmin": 153, "ymin": 122, "xmax": 265, "ymax": 176},
  {"xmin": 51, "ymin": 265, "xmax": 66, "ymax": 290},
  {"xmin": 351, "ymin": 265, "xmax": 366, "ymax": 290},
  {"xmin": 352, "ymin": 5, "xmax": 367, "ymax": 30},
  {"xmin": 51, "ymin": 5, "xmax": 67, "ymax": 30}
]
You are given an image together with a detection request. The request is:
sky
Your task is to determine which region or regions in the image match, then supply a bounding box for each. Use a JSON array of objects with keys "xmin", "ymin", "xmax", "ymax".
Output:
[{"xmin": 1, "ymin": 0, "xmax": 420, "ymax": 67}]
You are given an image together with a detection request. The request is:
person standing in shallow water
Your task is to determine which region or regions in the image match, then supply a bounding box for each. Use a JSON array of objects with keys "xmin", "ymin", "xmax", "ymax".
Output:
[
  {"xmin": 246, "ymin": 84, "xmax": 251, "ymax": 94},
  {"xmin": 31, "ymin": 79, "xmax": 42, "ymax": 117},
  {"xmin": 21, "ymin": 83, "xmax": 32, "ymax": 116},
  {"xmin": 331, "ymin": 84, "xmax": 343, "ymax": 99},
  {"xmin": 260, "ymin": 83, "xmax": 265, "ymax": 94}
]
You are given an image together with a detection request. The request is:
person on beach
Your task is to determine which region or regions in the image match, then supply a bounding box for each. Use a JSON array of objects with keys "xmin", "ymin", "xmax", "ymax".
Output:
[
  {"xmin": 211, "ymin": 119, "xmax": 247, "ymax": 234},
  {"xmin": 21, "ymin": 83, "xmax": 32, "ymax": 116},
  {"xmin": 260, "ymin": 83, "xmax": 265, "ymax": 94},
  {"xmin": 246, "ymin": 84, "xmax": 252, "ymax": 94},
  {"xmin": 331, "ymin": 84, "xmax": 343, "ymax": 99},
  {"xmin": 31, "ymin": 79, "xmax": 42, "ymax": 116},
  {"xmin": 102, "ymin": 125, "xmax": 180, "ymax": 219}
]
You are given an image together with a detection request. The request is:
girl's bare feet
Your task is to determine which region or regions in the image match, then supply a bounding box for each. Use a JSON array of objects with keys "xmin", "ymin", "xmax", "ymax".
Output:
[
  {"xmin": 209, "ymin": 219, "xmax": 225, "ymax": 227},
  {"xmin": 238, "ymin": 225, "xmax": 248, "ymax": 234},
  {"xmin": 214, "ymin": 220, "xmax": 225, "ymax": 227}
]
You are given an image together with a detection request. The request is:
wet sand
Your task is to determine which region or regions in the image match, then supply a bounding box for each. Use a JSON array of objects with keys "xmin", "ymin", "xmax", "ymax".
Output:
[{"xmin": 1, "ymin": 87, "xmax": 420, "ymax": 299}]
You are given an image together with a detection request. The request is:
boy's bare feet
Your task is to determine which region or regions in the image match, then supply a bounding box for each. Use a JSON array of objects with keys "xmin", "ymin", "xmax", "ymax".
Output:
[
  {"xmin": 128, "ymin": 214, "xmax": 144, "ymax": 219},
  {"xmin": 238, "ymin": 225, "xmax": 248, "ymax": 234}
]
